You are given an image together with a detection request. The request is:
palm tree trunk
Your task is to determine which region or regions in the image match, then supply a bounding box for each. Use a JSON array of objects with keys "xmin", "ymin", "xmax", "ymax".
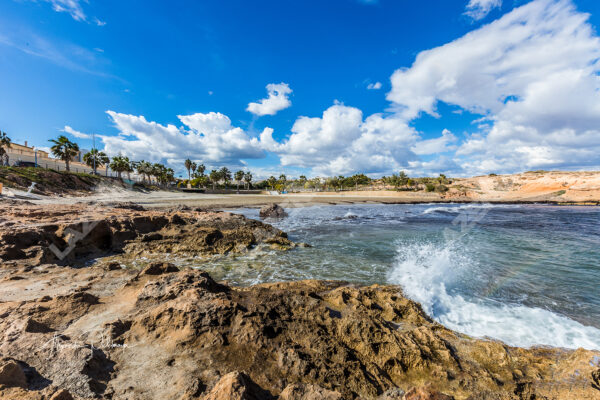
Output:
[{"xmin": 65, "ymin": 159, "xmax": 70, "ymax": 172}]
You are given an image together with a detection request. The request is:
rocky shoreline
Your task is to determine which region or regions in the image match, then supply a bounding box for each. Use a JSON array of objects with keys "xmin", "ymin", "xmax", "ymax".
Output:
[{"xmin": 0, "ymin": 202, "xmax": 599, "ymax": 399}]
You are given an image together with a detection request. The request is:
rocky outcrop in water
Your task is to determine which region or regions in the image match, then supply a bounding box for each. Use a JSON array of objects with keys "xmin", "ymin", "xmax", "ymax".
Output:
[
  {"xmin": 0, "ymin": 203, "xmax": 294, "ymax": 266},
  {"xmin": 0, "ymin": 262, "xmax": 598, "ymax": 399},
  {"xmin": 259, "ymin": 203, "xmax": 288, "ymax": 219}
]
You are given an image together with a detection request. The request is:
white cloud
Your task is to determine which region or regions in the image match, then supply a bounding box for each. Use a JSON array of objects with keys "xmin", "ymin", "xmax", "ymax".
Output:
[
  {"xmin": 367, "ymin": 82, "xmax": 382, "ymax": 90},
  {"xmin": 464, "ymin": 0, "xmax": 502, "ymax": 21},
  {"xmin": 94, "ymin": 17, "xmax": 106, "ymax": 27},
  {"xmin": 261, "ymin": 102, "xmax": 420, "ymax": 176},
  {"xmin": 412, "ymin": 129, "xmax": 457, "ymax": 155},
  {"xmin": 387, "ymin": 0, "xmax": 600, "ymax": 174},
  {"xmin": 63, "ymin": 125, "xmax": 91, "ymax": 139},
  {"xmin": 247, "ymin": 83, "xmax": 292, "ymax": 116},
  {"xmin": 44, "ymin": 0, "xmax": 87, "ymax": 21},
  {"xmin": 101, "ymin": 111, "xmax": 266, "ymax": 169}
]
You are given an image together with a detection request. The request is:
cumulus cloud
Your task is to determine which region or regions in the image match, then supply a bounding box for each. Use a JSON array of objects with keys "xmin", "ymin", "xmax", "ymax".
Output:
[
  {"xmin": 386, "ymin": 0, "xmax": 600, "ymax": 174},
  {"xmin": 63, "ymin": 125, "xmax": 92, "ymax": 139},
  {"xmin": 367, "ymin": 82, "xmax": 382, "ymax": 90},
  {"xmin": 101, "ymin": 111, "xmax": 266, "ymax": 168},
  {"xmin": 412, "ymin": 129, "xmax": 457, "ymax": 155},
  {"xmin": 261, "ymin": 102, "xmax": 420, "ymax": 176},
  {"xmin": 464, "ymin": 0, "xmax": 502, "ymax": 21},
  {"xmin": 247, "ymin": 83, "xmax": 292, "ymax": 116}
]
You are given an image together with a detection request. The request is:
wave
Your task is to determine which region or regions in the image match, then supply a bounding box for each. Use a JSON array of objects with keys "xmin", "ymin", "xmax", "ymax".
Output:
[
  {"xmin": 387, "ymin": 241, "xmax": 600, "ymax": 350},
  {"xmin": 422, "ymin": 203, "xmax": 498, "ymax": 215}
]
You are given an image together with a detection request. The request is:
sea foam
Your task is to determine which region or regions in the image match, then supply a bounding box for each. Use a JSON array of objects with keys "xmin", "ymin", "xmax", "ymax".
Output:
[{"xmin": 388, "ymin": 240, "xmax": 600, "ymax": 350}]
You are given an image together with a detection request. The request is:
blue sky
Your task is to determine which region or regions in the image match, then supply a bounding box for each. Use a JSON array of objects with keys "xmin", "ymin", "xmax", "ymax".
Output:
[{"xmin": 1, "ymin": 0, "xmax": 600, "ymax": 178}]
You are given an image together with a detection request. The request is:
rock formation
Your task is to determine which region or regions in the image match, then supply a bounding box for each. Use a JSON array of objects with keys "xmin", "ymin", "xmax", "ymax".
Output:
[
  {"xmin": 0, "ymin": 202, "xmax": 599, "ymax": 399},
  {"xmin": 259, "ymin": 204, "xmax": 288, "ymax": 219}
]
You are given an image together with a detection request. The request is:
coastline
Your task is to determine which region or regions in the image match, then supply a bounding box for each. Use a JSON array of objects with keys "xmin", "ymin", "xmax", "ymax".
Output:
[{"xmin": 0, "ymin": 201, "xmax": 599, "ymax": 399}]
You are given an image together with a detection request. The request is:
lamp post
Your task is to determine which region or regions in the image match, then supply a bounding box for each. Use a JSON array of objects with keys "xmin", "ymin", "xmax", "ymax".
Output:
[{"xmin": 92, "ymin": 132, "xmax": 96, "ymax": 175}]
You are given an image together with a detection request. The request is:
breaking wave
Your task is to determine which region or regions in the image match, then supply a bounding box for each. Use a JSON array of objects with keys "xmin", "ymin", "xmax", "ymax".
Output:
[{"xmin": 388, "ymin": 240, "xmax": 600, "ymax": 350}]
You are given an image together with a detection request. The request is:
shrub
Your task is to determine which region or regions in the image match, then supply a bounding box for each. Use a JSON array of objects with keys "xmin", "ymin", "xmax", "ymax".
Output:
[{"xmin": 425, "ymin": 183, "xmax": 436, "ymax": 192}]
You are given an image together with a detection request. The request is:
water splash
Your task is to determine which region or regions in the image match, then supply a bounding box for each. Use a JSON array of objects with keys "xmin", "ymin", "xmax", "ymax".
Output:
[{"xmin": 388, "ymin": 240, "xmax": 600, "ymax": 350}]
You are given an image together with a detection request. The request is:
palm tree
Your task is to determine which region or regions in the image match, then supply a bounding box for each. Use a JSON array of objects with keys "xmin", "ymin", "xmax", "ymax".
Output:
[
  {"xmin": 109, "ymin": 155, "xmax": 131, "ymax": 179},
  {"xmin": 244, "ymin": 171, "xmax": 253, "ymax": 190},
  {"xmin": 184, "ymin": 158, "xmax": 193, "ymax": 180},
  {"xmin": 136, "ymin": 160, "xmax": 152, "ymax": 184},
  {"xmin": 219, "ymin": 167, "xmax": 232, "ymax": 186},
  {"xmin": 235, "ymin": 170, "xmax": 244, "ymax": 192},
  {"xmin": 0, "ymin": 131, "xmax": 11, "ymax": 166},
  {"xmin": 124, "ymin": 157, "xmax": 134, "ymax": 180},
  {"xmin": 196, "ymin": 163, "xmax": 206, "ymax": 177},
  {"xmin": 267, "ymin": 176, "xmax": 277, "ymax": 190},
  {"xmin": 209, "ymin": 169, "xmax": 220, "ymax": 190},
  {"xmin": 49, "ymin": 135, "xmax": 79, "ymax": 172},
  {"xmin": 83, "ymin": 149, "xmax": 109, "ymax": 175}
]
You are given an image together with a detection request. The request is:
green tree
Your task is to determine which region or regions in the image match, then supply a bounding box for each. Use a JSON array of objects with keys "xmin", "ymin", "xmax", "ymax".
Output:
[
  {"xmin": 136, "ymin": 160, "xmax": 152, "ymax": 184},
  {"xmin": 49, "ymin": 135, "xmax": 79, "ymax": 172},
  {"xmin": 109, "ymin": 155, "xmax": 130, "ymax": 179},
  {"xmin": 83, "ymin": 149, "xmax": 109, "ymax": 175},
  {"xmin": 195, "ymin": 163, "xmax": 206, "ymax": 177},
  {"xmin": 267, "ymin": 176, "xmax": 277, "ymax": 190},
  {"xmin": 0, "ymin": 131, "xmax": 12, "ymax": 166},
  {"xmin": 235, "ymin": 170, "xmax": 245, "ymax": 192},
  {"xmin": 184, "ymin": 158, "xmax": 193, "ymax": 180},
  {"xmin": 244, "ymin": 171, "xmax": 253, "ymax": 189},
  {"xmin": 209, "ymin": 169, "xmax": 220, "ymax": 190},
  {"xmin": 219, "ymin": 167, "xmax": 232, "ymax": 186},
  {"xmin": 398, "ymin": 171, "xmax": 409, "ymax": 187}
]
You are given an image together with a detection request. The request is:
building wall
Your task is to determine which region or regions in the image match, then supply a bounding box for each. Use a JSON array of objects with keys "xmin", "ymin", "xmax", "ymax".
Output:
[{"xmin": 4, "ymin": 143, "xmax": 142, "ymax": 180}]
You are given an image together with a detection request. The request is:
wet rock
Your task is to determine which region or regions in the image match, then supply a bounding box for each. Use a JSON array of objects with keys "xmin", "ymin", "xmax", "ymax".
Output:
[
  {"xmin": 259, "ymin": 204, "xmax": 288, "ymax": 219},
  {"xmin": 106, "ymin": 262, "xmax": 121, "ymax": 271},
  {"xmin": 0, "ymin": 203, "xmax": 295, "ymax": 265},
  {"xmin": 0, "ymin": 360, "xmax": 27, "ymax": 388},
  {"xmin": 202, "ymin": 371, "xmax": 273, "ymax": 400},
  {"xmin": 141, "ymin": 262, "xmax": 179, "ymax": 275}
]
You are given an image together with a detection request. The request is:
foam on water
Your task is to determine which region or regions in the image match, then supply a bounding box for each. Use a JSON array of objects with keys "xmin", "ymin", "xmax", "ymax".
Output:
[
  {"xmin": 422, "ymin": 203, "xmax": 502, "ymax": 215},
  {"xmin": 388, "ymin": 240, "xmax": 600, "ymax": 350}
]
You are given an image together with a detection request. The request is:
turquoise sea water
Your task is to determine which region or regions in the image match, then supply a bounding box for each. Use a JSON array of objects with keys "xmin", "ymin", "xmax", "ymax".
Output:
[{"xmin": 198, "ymin": 203, "xmax": 600, "ymax": 350}]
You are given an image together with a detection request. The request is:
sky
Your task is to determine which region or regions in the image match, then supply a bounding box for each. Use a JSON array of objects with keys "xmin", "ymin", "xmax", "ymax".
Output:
[{"xmin": 1, "ymin": 0, "xmax": 600, "ymax": 178}]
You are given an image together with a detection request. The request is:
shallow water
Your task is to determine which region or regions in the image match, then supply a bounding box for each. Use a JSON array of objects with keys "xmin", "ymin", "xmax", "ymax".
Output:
[{"xmin": 191, "ymin": 203, "xmax": 600, "ymax": 350}]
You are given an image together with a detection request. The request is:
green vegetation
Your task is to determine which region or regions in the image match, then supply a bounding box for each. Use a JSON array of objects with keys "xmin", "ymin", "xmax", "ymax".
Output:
[
  {"xmin": 0, "ymin": 131, "xmax": 11, "ymax": 166},
  {"xmin": 49, "ymin": 135, "xmax": 79, "ymax": 172},
  {"xmin": 109, "ymin": 155, "xmax": 132, "ymax": 179},
  {"xmin": 83, "ymin": 149, "xmax": 109, "ymax": 175}
]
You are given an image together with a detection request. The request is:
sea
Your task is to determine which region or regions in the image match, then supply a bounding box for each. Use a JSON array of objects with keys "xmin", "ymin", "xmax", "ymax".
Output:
[{"xmin": 192, "ymin": 203, "xmax": 600, "ymax": 350}]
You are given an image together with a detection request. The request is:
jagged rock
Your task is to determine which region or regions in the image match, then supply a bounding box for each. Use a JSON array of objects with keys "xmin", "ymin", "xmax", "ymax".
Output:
[
  {"xmin": 591, "ymin": 368, "xmax": 599, "ymax": 390},
  {"xmin": 259, "ymin": 203, "xmax": 288, "ymax": 218},
  {"xmin": 402, "ymin": 387, "xmax": 453, "ymax": 400},
  {"xmin": 0, "ymin": 203, "xmax": 294, "ymax": 265},
  {"xmin": 202, "ymin": 372, "xmax": 272, "ymax": 400},
  {"xmin": 106, "ymin": 262, "xmax": 121, "ymax": 270},
  {"xmin": 49, "ymin": 389, "xmax": 74, "ymax": 400},
  {"xmin": 0, "ymin": 360, "xmax": 27, "ymax": 388},
  {"xmin": 1, "ymin": 203, "xmax": 599, "ymax": 400},
  {"xmin": 141, "ymin": 262, "xmax": 179, "ymax": 275},
  {"xmin": 279, "ymin": 383, "xmax": 342, "ymax": 399},
  {"xmin": 378, "ymin": 388, "xmax": 406, "ymax": 399}
]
